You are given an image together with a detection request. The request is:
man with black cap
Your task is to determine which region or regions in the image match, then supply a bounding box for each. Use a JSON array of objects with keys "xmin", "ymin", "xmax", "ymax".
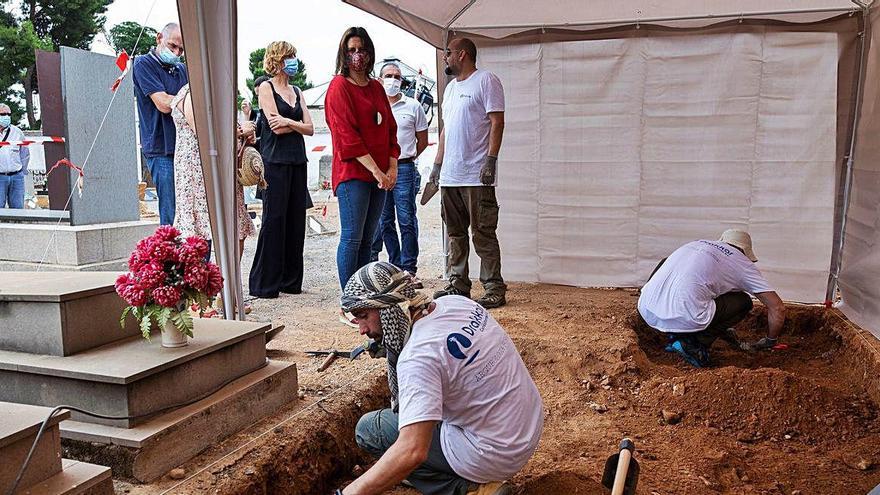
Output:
[
  {"xmin": 336, "ymin": 262, "xmax": 543, "ymax": 495},
  {"xmin": 638, "ymin": 229, "xmax": 786, "ymax": 367}
]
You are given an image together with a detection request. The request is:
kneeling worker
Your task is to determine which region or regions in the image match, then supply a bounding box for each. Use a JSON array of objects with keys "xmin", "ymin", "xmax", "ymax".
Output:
[
  {"xmin": 638, "ymin": 230, "xmax": 786, "ymax": 367},
  {"xmin": 337, "ymin": 262, "xmax": 543, "ymax": 495}
]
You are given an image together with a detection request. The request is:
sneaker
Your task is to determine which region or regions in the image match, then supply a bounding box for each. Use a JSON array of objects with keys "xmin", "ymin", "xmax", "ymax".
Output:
[
  {"xmin": 469, "ymin": 481, "xmax": 511, "ymax": 495},
  {"xmin": 670, "ymin": 339, "xmax": 710, "ymax": 368},
  {"xmin": 433, "ymin": 284, "xmax": 470, "ymax": 299},
  {"xmin": 476, "ymin": 292, "xmax": 506, "ymax": 309}
]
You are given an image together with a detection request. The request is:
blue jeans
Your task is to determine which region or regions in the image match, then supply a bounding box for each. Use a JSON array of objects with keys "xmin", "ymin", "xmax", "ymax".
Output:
[
  {"xmin": 355, "ymin": 409, "xmax": 472, "ymax": 495},
  {"xmin": 337, "ymin": 179, "xmax": 386, "ymax": 290},
  {"xmin": 371, "ymin": 162, "xmax": 421, "ymax": 274},
  {"xmin": 0, "ymin": 171, "xmax": 25, "ymax": 209},
  {"xmin": 146, "ymin": 155, "xmax": 176, "ymax": 225}
]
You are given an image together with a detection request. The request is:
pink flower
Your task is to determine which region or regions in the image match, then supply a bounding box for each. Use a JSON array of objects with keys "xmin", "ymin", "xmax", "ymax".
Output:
[
  {"xmin": 137, "ymin": 261, "xmax": 167, "ymax": 290},
  {"xmin": 183, "ymin": 263, "xmax": 209, "ymax": 291},
  {"xmin": 154, "ymin": 225, "xmax": 181, "ymax": 242},
  {"xmin": 115, "ymin": 273, "xmax": 132, "ymax": 296},
  {"xmin": 178, "ymin": 236, "xmax": 209, "ymax": 265},
  {"xmin": 205, "ymin": 263, "xmax": 224, "ymax": 297},
  {"xmin": 122, "ymin": 285, "xmax": 148, "ymax": 307},
  {"xmin": 152, "ymin": 285, "xmax": 182, "ymax": 308}
]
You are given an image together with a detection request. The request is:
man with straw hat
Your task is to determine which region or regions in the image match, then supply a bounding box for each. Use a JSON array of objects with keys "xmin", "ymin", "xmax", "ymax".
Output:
[
  {"xmin": 638, "ymin": 230, "xmax": 787, "ymax": 367},
  {"xmin": 336, "ymin": 262, "xmax": 543, "ymax": 495}
]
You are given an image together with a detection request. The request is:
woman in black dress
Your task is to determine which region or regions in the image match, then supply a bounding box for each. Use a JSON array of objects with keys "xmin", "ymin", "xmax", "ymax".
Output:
[{"xmin": 249, "ymin": 41, "xmax": 314, "ymax": 298}]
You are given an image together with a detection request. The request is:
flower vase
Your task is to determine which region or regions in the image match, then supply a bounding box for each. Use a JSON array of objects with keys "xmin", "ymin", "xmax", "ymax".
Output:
[{"xmin": 161, "ymin": 319, "xmax": 188, "ymax": 348}]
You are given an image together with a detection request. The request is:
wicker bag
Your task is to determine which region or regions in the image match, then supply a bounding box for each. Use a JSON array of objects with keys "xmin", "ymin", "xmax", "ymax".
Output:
[{"xmin": 237, "ymin": 138, "xmax": 266, "ymax": 188}]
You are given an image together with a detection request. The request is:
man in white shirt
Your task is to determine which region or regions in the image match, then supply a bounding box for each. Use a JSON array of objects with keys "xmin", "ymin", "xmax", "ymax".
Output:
[
  {"xmin": 0, "ymin": 103, "xmax": 30, "ymax": 209},
  {"xmin": 371, "ymin": 62, "xmax": 429, "ymax": 286},
  {"xmin": 430, "ymin": 38, "xmax": 507, "ymax": 309},
  {"xmin": 638, "ymin": 230, "xmax": 787, "ymax": 367},
  {"xmin": 337, "ymin": 262, "xmax": 543, "ymax": 495}
]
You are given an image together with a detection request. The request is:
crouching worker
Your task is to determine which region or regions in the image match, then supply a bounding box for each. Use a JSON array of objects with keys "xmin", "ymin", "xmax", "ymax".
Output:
[
  {"xmin": 336, "ymin": 262, "xmax": 543, "ymax": 495},
  {"xmin": 637, "ymin": 230, "xmax": 786, "ymax": 368}
]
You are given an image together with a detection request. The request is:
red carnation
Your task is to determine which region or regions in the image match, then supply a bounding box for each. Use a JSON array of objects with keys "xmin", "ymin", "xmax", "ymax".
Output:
[
  {"xmin": 115, "ymin": 273, "xmax": 132, "ymax": 295},
  {"xmin": 154, "ymin": 225, "xmax": 181, "ymax": 242},
  {"xmin": 152, "ymin": 285, "xmax": 182, "ymax": 308},
  {"xmin": 178, "ymin": 236, "xmax": 209, "ymax": 264},
  {"xmin": 183, "ymin": 263, "xmax": 209, "ymax": 291},
  {"xmin": 137, "ymin": 261, "xmax": 167, "ymax": 290},
  {"xmin": 122, "ymin": 285, "xmax": 148, "ymax": 307},
  {"xmin": 205, "ymin": 263, "xmax": 224, "ymax": 297}
]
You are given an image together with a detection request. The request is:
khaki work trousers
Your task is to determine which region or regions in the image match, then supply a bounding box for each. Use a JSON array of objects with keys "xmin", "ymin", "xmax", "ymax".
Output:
[{"xmin": 440, "ymin": 186, "xmax": 506, "ymax": 295}]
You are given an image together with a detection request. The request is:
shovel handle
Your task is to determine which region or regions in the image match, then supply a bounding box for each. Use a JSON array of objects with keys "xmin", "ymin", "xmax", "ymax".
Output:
[
  {"xmin": 319, "ymin": 353, "xmax": 338, "ymax": 372},
  {"xmin": 611, "ymin": 438, "xmax": 635, "ymax": 495}
]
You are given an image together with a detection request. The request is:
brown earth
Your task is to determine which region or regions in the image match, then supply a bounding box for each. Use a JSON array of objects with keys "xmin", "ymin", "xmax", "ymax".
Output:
[{"xmin": 121, "ymin": 199, "xmax": 880, "ymax": 495}]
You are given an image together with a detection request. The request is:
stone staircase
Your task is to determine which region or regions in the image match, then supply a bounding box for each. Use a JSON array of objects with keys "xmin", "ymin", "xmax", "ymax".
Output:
[{"xmin": 0, "ymin": 272, "xmax": 298, "ymax": 482}]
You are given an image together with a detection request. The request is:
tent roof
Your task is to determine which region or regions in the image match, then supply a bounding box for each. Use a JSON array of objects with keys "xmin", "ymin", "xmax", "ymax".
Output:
[{"xmin": 342, "ymin": 0, "xmax": 859, "ymax": 47}]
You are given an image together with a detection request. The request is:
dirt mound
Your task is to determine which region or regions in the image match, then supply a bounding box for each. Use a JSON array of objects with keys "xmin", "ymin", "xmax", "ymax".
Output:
[
  {"xmin": 642, "ymin": 367, "xmax": 880, "ymax": 444},
  {"xmin": 516, "ymin": 472, "xmax": 605, "ymax": 494}
]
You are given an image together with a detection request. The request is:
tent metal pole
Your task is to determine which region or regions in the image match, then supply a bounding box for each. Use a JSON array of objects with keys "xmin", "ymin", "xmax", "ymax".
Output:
[
  {"xmin": 443, "ymin": 0, "xmax": 477, "ymax": 49},
  {"xmin": 456, "ymin": 6, "xmax": 858, "ymax": 32},
  {"xmin": 194, "ymin": 0, "xmax": 236, "ymax": 320},
  {"xmin": 825, "ymin": 0, "xmax": 871, "ymax": 304}
]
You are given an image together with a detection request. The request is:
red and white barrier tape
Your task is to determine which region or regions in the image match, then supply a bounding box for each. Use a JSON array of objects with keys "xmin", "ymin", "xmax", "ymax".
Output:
[{"xmin": 0, "ymin": 136, "xmax": 65, "ymax": 146}]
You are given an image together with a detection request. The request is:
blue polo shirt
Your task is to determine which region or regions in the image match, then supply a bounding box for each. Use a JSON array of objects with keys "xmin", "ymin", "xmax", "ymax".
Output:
[{"xmin": 133, "ymin": 50, "xmax": 188, "ymax": 158}]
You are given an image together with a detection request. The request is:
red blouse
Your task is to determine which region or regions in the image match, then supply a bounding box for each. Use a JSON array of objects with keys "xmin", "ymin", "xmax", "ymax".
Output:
[{"xmin": 324, "ymin": 75, "xmax": 400, "ymax": 193}]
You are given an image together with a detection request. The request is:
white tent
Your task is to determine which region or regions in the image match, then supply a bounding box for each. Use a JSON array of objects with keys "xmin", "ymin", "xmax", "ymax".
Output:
[{"xmin": 179, "ymin": 1, "xmax": 880, "ymax": 337}]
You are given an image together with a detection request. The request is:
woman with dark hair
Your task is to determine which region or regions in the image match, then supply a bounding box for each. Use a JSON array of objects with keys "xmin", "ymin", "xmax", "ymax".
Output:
[
  {"xmin": 249, "ymin": 41, "xmax": 314, "ymax": 299},
  {"xmin": 325, "ymin": 26, "xmax": 400, "ymax": 326}
]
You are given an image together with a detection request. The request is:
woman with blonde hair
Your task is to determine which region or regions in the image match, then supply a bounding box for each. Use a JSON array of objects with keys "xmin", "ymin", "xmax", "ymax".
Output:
[{"xmin": 249, "ymin": 40, "xmax": 314, "ymax": 299}]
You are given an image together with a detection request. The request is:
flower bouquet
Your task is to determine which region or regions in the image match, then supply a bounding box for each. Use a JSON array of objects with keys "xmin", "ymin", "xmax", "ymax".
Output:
[{"xmin": 116, "ymin": 225, "xmax": 223, "ymax": 345}]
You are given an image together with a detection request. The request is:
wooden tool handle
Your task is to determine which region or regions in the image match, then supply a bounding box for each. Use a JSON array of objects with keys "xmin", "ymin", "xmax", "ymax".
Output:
[
  {"xmin": 611, "ymin": 449, "xmax": 632, "ymax": 495},
  {"xmin": 318, "ymin": 353, "xmax": 338, "ymax": 372}
]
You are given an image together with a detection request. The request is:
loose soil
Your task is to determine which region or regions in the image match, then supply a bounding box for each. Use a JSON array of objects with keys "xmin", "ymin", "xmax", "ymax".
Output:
[{"xmin": 120, "ymin": 198, "xmax": 880, "ymax": 495}]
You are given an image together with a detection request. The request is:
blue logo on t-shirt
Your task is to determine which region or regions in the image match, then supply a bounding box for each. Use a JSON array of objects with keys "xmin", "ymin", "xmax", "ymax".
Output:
[{"xmin": 447, "ymin": 333, "xmax": 480, "ymax": 366}]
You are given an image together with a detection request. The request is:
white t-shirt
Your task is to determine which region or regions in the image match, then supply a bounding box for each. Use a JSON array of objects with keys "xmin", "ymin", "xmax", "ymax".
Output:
[
  {"xmin": 440, "ymin": 69, "xmax": 505, "ymax": 187},
  {"xmin": 397, "ymin": 295, "xmax": 543, "ymax": 483},
  {"xmin": 638, "ymin": 240, "xmax": 774, "ymax": 333},
  {"xmin": 391, "ymin": 96, "xmax": 429, "ymax": 161},
  {"xmin": 0, "ymin": 125, "xmax": 26, "ymax": 174}
]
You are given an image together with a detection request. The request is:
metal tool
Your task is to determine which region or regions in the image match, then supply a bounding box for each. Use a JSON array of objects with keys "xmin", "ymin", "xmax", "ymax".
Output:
[{"xmin": 602, "ymin": 438, "xmax": 640, "ymax": 495}]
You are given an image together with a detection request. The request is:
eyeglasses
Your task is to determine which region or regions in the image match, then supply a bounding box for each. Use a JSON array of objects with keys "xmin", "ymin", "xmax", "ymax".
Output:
[
  {"xmin": 382, "ymin": 74, "xmax": 402, "ymax": 80},
  {"xmin": 0, "ymin": 113, "xmax": 10, "ymax": 116}
]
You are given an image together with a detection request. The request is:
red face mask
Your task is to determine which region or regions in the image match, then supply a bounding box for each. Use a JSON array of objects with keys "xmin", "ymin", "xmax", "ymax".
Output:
[{"xmin": 347, "ymin": 51, "xmax": 369, "ymax": 73}]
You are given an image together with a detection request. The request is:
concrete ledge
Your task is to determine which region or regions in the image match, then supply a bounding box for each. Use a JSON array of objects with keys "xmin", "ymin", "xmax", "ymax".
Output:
[
  {"xmin": 0, "ymin": 320, "xmax": 272, "ymax": 427},
  {"xmin": 0, "ymin": 220, "xmax": 157, "ymax": 266},
  {"xmin": 15, "ymin": 460, "xmax": 113, "ymax": 495},
  {"xmin": 61, "ymin": 360, "xmax": 298, "ymax": 482},
  {"xmin": 0, "ymin": 403, "xmax": 70, "ymax": 493}
]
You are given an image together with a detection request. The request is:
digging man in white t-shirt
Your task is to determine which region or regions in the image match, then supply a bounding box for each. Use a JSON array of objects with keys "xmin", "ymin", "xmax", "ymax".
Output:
[
  {"xmin": 336, "ymin": 262, "xmax": 543, "ymax": 495},
  {"xmin": 430, "ymin": 38, "xmax": 508, "ymax": 309},
  {"xmin": 638, "ymin": 230, "xmax": 787, "ymax": 367}
]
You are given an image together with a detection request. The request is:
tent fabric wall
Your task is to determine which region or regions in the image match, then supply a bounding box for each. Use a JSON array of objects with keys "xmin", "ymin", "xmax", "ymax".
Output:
[
  {"xmin": 176, "ymin": 0, "xmax": 243, "ymax": 319},
  {"xmin": 342, "ymin": 1, "xmax": 856, "ymax": 47},
  {"xmin": 839, "ymin": 5, "xmax": 880, "ymax": 337},
  {"xmin": 476, "ymin": 31, "xmax": 839, "ymax": 302}
]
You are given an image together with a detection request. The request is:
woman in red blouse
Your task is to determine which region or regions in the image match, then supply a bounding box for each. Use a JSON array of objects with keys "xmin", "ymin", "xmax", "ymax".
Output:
[{"xmin": 325, "ymin": 27, "xmax": 400, "ymax": 326}]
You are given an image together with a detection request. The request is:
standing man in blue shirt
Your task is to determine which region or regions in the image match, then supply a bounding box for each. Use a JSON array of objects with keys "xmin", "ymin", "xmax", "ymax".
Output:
[
  {"xmin": 0, "ymin": 103, "xmax": 29, "ymax": 209},
  {"xmin": 133, "ymin": 22, "xmax": 188, "ymax": 225}
]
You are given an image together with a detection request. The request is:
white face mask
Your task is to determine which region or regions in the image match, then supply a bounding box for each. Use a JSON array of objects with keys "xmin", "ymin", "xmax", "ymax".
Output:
[{"xmin": 382, "ymin": 77, "xmax": 402, "ymax": 96}]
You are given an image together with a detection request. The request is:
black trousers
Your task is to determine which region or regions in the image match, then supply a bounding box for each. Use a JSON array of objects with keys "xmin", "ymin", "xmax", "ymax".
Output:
[
  {"xmin": 249, "ymin": 162, "xmax": 310, "ymax": 298},
  {"xmin": 647, "ymin": 257, "xmax": 753, "ymax": 347}
]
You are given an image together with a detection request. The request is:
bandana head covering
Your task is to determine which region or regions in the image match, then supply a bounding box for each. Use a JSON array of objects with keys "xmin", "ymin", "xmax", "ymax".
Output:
[{"xmin": 340, "ymin": 262, "xmax": 432, "ymax": 410}]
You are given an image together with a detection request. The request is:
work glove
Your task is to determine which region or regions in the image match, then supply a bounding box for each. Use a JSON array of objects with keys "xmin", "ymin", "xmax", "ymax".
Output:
[
  {"xmin": 480, "ymin": 155, "xmax": 497, "ymax": 185},
  {"xmin": 428, "ymin": 162, "xmax": 441, "ymax": 185},
  {"xmin": 744, "ymin": 336, "xmax": 777, "ymax": 351}
]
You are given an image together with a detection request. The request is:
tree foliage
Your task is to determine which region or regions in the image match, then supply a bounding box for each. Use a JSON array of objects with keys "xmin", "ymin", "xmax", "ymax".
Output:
[{"xmin": 108, "ymin": 21, "xmax": 157, "ymax": 56}]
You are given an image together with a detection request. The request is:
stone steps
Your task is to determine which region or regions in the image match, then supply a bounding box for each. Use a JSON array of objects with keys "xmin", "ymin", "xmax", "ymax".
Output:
[{"xmin": 1, "ymin": 402, "xmax": 112, "ymax": 495}]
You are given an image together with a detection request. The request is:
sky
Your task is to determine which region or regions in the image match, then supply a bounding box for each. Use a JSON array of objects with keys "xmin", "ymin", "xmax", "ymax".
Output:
[{"xmin": 96, "ymin": 0, "xmax": 439, "ymax": 97}]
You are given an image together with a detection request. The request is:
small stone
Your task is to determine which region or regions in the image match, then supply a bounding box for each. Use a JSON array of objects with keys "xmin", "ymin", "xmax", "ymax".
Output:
[
  {"xmin": 352, "ymin": 464, "xmax": 364, "ymax": 477},
  {"xmin": 589, "ymin": 402, "xmax": 608, "ymax": 413},
  {"xmin": 784, "ymin": 434, "xmax": 792, "ymax": 440},
  {"xmin": 245, "ymin": 468, "xmax": 255, "ymax": 476},
  {"xmin": 741, "ymin": 474, "xmax": 750, "ymax": 482},
  {"xmin": 297, "ymin": 391, "xmax": 305, "ymax": 399},
  {"xmin": 672, "ymin": 383, "xmax": 686, "ymax": 396},
  {"xmin": 661, "ymin": 410, "xmax": 682, "ymax": 425},
  {"xmin": 555, "ymin": 377, "xmax": 562, "ymax": 382},
  {"xmin": 698, "ymin": 475, "xmax": 713, "ymax": 487},
  {"xmin": 857, "ymin": 459, "xmax": 873, "ymax": 471},
  {"xmin": 792, "ymin": 491, "xmax": 802, "ymax": 495},
  {"xmin": 169, "ymin": 468, "xmax": 186, "ymax": 480},
  {"xmin": 274, "ymin": 427, "xmax": 284, "ymax": 434}
]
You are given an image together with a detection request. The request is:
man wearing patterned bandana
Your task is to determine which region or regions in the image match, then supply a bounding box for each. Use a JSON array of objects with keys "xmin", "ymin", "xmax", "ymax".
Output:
[{"xmin": 337, "ymin": 262, "xmax": 543, "ymax": 495}]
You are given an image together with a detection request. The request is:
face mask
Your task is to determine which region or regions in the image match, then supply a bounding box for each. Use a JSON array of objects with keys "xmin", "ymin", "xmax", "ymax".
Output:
[
  {"xmin": 347, "ymin": 51, "xmax": 369, "ymax": 73},
  {"xmin": 382, "ymin": 77, "xmax": 402, "ymax": 96},
  {"xmin": 0, "ymin": 115, "xmax": 10, "ymax": 128},
  {"xmin": 158, "ymin": 46, "xmax": 181, "ymax": 65},
  {"xmin": 282, "ymin": 58, "xmax": 299, "ymax": 77}
]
